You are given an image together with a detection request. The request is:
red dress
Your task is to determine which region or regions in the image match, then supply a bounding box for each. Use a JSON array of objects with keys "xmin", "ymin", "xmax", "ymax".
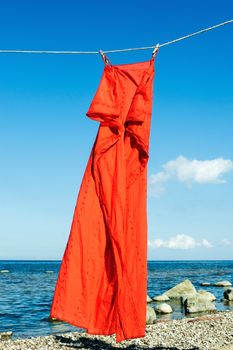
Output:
[{"xmin": 50, "ymin": 57, "xmax": 155, "ymax": 342}]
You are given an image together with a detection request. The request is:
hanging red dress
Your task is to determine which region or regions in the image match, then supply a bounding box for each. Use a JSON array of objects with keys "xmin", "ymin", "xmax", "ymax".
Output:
[{"xmin": 50, "ymin": 56, "xmax": 156, "ymax": 342}]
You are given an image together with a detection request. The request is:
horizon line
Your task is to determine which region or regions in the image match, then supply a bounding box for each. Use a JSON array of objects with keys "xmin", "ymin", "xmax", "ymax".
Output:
[{"xmin": 0, "ymin": 259, "xmax": 233, "ymax": 262}]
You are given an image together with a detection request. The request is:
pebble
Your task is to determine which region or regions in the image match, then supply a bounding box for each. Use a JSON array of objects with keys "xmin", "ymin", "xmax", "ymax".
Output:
[{"xmin": 1, "ymin": 310, "xmax": 232, "ymax": 350}]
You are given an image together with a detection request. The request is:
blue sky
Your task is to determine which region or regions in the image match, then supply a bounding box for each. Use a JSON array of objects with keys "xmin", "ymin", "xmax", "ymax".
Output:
[{"xmin": 0, "ymin": 0, "xmax": 232, "ymax": 260}]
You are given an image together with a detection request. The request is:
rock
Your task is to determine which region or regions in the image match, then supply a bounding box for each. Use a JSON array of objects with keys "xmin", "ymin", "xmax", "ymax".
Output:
[
  {"xmin": 184, "ymin": 294, "xmax": 216, "ymax": 313},
  {"xmin": 45, "ymin": 270, "xmax": 54, "ymax": 273},
  {"xmin": 197, "ymin": 289, "xmax": 216, "ymax": 301},
  {"xmin": 214, "ymin": 280, "xmax": 232, "ymax": 287},
  {"xmin": 0, "ymin": 270, "xmax": 10, "ymax": 273},
  {"xmin": 180, "ymin": 292, "xmax": 197, "ymax": 305},
  {"xmin": 147, "ymin": 295, "xmax": 152, "ymax": 303},
  {"xmin": 221, "ymin": 297, "xmax": 233, "ymax": 303},
  {"xmin": 146, "ymin": 305, "xmax": 156, "ymax": 324},
  {"xmin": 199, "ymin": 282, "xmax": 211, "ymax": 286},
  {"xmin": 153, "ymin": 294, "xmax": 170, "ymax": 302},
  {"xmin": 47, "ymin": 316, "xmax": 59, "ymax": 322},
  {"xmin": 0, "ymin": 331, "xmax": 13, "ymax": 340},
  {"xmin": 163, "ymin": 279, "xmax": 196, "ymax": 299},
  {"xmin": 223, "ymin": 288, "xmax": 233, "ymax": 301},
  {"xmin": 154, "ymin": 303, "xmax": 173, "ymax": 314}
]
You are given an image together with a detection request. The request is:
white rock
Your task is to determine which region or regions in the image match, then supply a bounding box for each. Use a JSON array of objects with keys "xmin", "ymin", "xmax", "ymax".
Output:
[
  {"xmin": 200, "ymin": 282, "xmax": 211, "ymax": 286},
  {"xmin": 197, "ymin": 289, "xmax": 216, "ymax": 301},
  {"xmin": 147, "ymin": 295, "xmax": 152, "ymax": 303},
  {"xmin": 214, "ymin": 280, "xmax": 232, "ymax": 287},
  {"xmin": 155, "ymin": 303, "xmax": 173, "ymax": 314},
  {"xmin": 146, "ymin": 305, "xmax": 156, "ymax": 324},
  {"xmin": 163, "ymin": 279, "xmax": 196, "ymax": 299},
  {"xmin": 153, "ymin": 294, "xmax": 170, "ymax": 302},
  {"xmin": 184, "ymin": 294, "xmax": 216, "ymax": 313},
  {"xmin": 180, "ymin": 292, "xmax": 197, "ymax": 305}
]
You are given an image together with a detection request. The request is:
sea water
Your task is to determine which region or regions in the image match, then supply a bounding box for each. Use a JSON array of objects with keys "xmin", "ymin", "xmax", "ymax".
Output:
[{"xmin": 0, "ymin": 260, "xmax": 232, "ymax": 339}]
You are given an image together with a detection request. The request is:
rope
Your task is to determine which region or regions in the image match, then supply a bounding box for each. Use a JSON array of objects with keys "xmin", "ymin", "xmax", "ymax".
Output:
[
  {"xmin": 159, "ymin": 19, "xmax": 233, "ymax": 48},
  {"xmin": 0, "ymin": 19, "xmax": 232, "ymax": 55}
]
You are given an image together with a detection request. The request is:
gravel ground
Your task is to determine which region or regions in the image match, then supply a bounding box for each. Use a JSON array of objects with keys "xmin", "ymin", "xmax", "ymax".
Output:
[{"xmin": 1, "ymin": 310, "xmax": 233, "ymax": 350}]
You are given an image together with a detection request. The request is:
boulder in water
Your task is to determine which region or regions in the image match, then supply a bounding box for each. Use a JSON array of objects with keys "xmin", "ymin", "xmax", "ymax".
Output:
[
  {"xmin": 199, "ymin": 282, "xmax": 211, "ymax": 286},
  {"xmin": 180, "ymin": 292, "xmax": 197, "ymax": 305},
  {"xmin": 147, "ymin": 295, "xmax": 152, "ymax": 303},
  {"xmin": 163, "ymin": 279, "xmax": 196, "ymax": 299},
  {"xmin": 184, "ymin": 294, "xmax": 216, "ymax": 313},
  {"xmin": 146, "ymin": 305, "xmax": 156, "ymax": 324},
  {"xmin": 154, "ymin": 303, "xmax": 173, "ymax": 314},
  {"xmin": 213, "ymin": 280, "xmax": 232, "ymax": 287},
  {"xmin": 197, "ymin": 289, "xmax": 216, "ymax": 301},
  {"xmin": 153, "ymin": 294, "xmax": 170, "ymax": 302},
  {"xmin": 223, "ymin": 288, "xmax": 233, "ymax": 301}
]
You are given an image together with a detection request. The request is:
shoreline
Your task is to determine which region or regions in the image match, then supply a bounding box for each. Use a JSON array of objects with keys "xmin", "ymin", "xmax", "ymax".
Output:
[{"xmin": 1, "ymin": 310, "xmax": 233, "ymax": 350}]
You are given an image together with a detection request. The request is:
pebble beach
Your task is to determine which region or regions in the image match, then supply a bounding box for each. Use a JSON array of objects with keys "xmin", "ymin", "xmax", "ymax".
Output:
[{"xmin": 1, "ymin": 310, "xmax": 233, "ymax": 350}]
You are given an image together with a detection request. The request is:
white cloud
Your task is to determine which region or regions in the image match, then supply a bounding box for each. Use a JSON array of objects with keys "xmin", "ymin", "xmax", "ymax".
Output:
[
  {"xmin": 149, "ymin": 156, "xmax": 233, "ymax": 197},
  {"xmin": 149, "ymin": 172, "xmax": 169, "ymax": 196},
  {"xmin": 221, "ymin": 239, "xmax": 231, "ymax": 246},
  {"xmin": 148, "ymin": 234, "xmax": 213, "ymax": 250},
  {"xmin": 201, "ymin": 239, "xmax": 213, "ymax": 248}
]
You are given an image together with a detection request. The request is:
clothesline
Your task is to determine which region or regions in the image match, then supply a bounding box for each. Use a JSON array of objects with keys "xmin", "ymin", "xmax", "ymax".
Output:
[{"xmin": 0, "ymin": 19, "xmax": 232, "ymax": 56}]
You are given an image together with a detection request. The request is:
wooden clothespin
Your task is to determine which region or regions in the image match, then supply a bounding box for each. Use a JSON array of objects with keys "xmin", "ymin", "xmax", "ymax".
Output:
[
  {"xmin": 99, "ymin": 49, "xmax": 112, "ymax": 66},
  {"xmin": 152, "ymin": 43, "xmax": 160, "ymax": 58}
]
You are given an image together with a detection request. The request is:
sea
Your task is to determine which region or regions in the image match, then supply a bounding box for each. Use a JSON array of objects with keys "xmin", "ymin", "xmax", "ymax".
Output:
[{"xmin": 0, "ymin": 260, "xmax": 232, "ymax": 339}]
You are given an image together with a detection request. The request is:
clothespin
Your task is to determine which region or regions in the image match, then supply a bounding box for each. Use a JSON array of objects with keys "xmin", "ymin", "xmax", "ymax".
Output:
[
  {"xmin": 152, "ymin": 43, "xmax": 159, "ymax": 58},
  {"xmin": 99, "ymin": 49, "xmax": 112, "ymax": 66}
]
